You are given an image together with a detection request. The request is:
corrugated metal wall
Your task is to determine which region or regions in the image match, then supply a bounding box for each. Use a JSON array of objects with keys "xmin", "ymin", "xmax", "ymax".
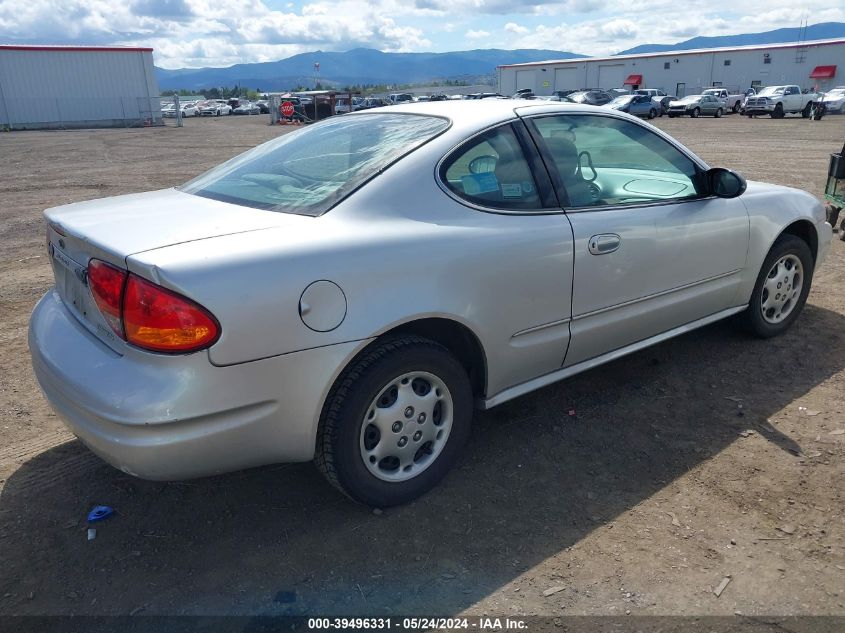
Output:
[{"xmin": 0, "ymin": 48, "xmax": 161, "ymax": 129}]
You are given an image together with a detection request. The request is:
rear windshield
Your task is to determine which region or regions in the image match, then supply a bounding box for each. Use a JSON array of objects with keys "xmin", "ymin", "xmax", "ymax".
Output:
[{"xmin": 180, "ymin": 113, "xmax": 449, "ymax": 216}]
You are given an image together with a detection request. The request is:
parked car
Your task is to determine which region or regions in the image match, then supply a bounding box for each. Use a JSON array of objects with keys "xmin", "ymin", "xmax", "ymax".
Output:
[
  {"xmin": 702, "ymin": 88, "xmax": 743, "ymax": 113},
  {"xmin": 464, "ymin": 93, "xmax": 505, "ymax": 100},
  {"xmin": 606, "ymin": 94, "xmax": 660, "ymax": 118},
  {"xmin": 255, "ymin": 100, "xmax": 270, "ymax": 114},
  {"xmin": 233, "ymin": 102, "xmax": 261, "ymax": 115},
  {"xmin": 161, "ymin": 103, "xmax": 177, "ymax": 118},
  {"xmin": 653, "ymin": 95, "xmax": 677, "ymax": 116},
  {"xmin": 199, "ymin": 100, "xmax": 232, "ymax": 116},
  {"xmin": 820, "ymin": 87, "xmax": 845, "ymax": 114},
  {"xmin": 335, "ymin": 97, "xmax": 364, "ymax": 114},
  {"xmin": 358, "ymin": 97, "xmax": 391, "ymax": 109},
  {"xmin": 666, "ymin": 94, "xmax": 724, "ymax": 118},
  {"xmin": 388, "ymin": 93, "xmax": 414, "ymax": 105},
  {"xmin": 563, "ymin": 90, "xmax": 613, "ymax": 106},
  {"xmin": 633, "ymin": 89, "xmax": 667, "ymax": 98},
  {"xmin": 744, "ymin": 85, "xmax": 821, "ymax": 118},
  {"xmin": 552, "ymin": 90, "xmax": 579, "ymax": 99},
  {"xmin": 30, "ymin": 100, "xmax": 831, "ymax": 506}
]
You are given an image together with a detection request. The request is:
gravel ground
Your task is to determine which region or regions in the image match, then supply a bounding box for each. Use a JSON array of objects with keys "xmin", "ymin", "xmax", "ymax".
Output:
[{"xmin": 0, "ymin": 112, "xmax": 843, "ymax": 620}]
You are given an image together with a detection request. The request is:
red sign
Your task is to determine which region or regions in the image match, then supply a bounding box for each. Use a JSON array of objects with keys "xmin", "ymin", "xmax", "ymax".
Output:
[{"xmin": 281, "ymin": 101, "xmax": 295, "ymax": 117}]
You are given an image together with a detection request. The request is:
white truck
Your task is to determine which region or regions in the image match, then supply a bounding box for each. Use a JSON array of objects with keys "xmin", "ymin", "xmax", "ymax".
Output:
[
  {"xmin": 744, "ymin": 85, "xmax": 821, "ymax": 118},
  {"xmin": 702, "ymin": 88, "xmax": 743, "ymax": 113}
]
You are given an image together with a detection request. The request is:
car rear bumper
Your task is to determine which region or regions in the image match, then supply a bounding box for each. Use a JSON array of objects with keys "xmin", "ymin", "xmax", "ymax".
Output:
[{"xmin": 29, "ymin": 290, "xmax": 366, "ymax": 480}]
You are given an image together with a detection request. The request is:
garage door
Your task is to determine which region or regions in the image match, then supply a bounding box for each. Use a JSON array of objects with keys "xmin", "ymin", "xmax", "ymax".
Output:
[
  {"xmin": 597, "ymin": 64, "xmax": 626, "ymax": 90},
  {"xmin": 554, "ymin": 68, "xmax": 578, "ymax": 92},
  {"xmin": 516, "ymin": 70, "xmax": 536, "ymax": 93}
]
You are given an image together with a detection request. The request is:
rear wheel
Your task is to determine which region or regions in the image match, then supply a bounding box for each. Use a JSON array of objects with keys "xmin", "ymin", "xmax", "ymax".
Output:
[
  {"xmin": 315, "ymin": 336, "xmax": 473, "ymax": 507},
  {"xmin": 732, "ymin": 102, "xmax": 740, "ymax": 113},
  {"xmin": 744, "ymin": 235, "xmax": 813, "ymax": 338},
  {"xmin": 715, "ymin": 108, "xmax": 723, "ymax": 118},
  {"xmin": 648, "ymin": 108, "xmax": 657, "ymax": 119},
  {"xmin": 802, "ymin": 102, "xmax": 812, "ymax": 118},
  {"xmin": 690, "ymin": 107, "xmax": 700, "ymax": 118}
]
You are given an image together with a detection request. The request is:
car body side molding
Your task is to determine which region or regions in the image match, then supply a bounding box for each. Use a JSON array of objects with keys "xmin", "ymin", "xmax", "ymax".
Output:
[{"xmin": 481, "ymin": 304, "xmax": 747, "ymax": 409}]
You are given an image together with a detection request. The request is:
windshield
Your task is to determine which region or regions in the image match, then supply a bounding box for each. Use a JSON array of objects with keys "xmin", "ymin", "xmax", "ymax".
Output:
[
  {"xmin": 608, "ymin": 96, "xmax": 633, "ymax": 106},
  {"xmin": 180, "ymin": 113, "xmax": 449, "ymax": 216},
  {"xmin": 703, "ymin": 90, "xmax": 721, "ymax": 95},
  {"xmin": 677, "ymin": 95, "xmax": 701, "ymax": 103},
  {"xmin": 825, "ymin": 89, "xmax": 845, "ymax": 97},
  {"xmin": 758, "ymin": 87, "xmax": 785, "ymax": 96}
]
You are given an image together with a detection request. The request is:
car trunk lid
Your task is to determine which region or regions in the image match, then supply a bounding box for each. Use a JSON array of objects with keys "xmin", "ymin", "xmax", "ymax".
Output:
[{"xmin": 44, "ymin": 188, "xmax": 312, "ymax": 353}]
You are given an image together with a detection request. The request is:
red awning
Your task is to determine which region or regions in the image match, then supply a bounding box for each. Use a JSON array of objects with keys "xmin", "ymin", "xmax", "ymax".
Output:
[
  {"xmin": 809, "ymin": 65, "xmax": 836, "ymax": 79},
  {"xmin": 623, "ymin": 74, "xmax": 643, "ymax": 86}
]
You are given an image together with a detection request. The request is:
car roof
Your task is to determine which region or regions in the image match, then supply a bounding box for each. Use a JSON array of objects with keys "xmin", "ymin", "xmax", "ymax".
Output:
[{"xmin": 350, "ymin": 99, "xmax": 609, "ymax": 132}]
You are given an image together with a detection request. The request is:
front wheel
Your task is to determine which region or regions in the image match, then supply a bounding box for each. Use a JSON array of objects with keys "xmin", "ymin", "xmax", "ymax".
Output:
[
  {"xmin": 772, "ymin": 103, "xmax": 785, "ymax": 119},
  {"xmin": 744, "ymin": 235, "xmax": 813, "ymax": 338},
  {"xmin": 715, "ymin": 108, "xmax": 723, "ymax": 118},
  {"xmin": 733, "ymin": 102, "xmax": 740, "ymax": 113},
  {"xmin": 690, "ymin": 107, "xmax": 700, "ymax": 118},
  {"xmin": 648, "ymin": 108, "xmax": 657, "ymax": 119},
  {"xmin": 802, "ymin": 102, "xmax": 812, "ymax": 118},
  {"xmin": 315, "ymin": 336, "xmax": 473, "ymax": 506},
  {"xmin": 667, "ymin": 113, "xmax": 677, "ymax": 118}
]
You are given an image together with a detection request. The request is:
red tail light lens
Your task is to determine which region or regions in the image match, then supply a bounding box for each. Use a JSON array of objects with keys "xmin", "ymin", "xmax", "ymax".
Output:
[
  {"xmin": 87, "ymin": 259, "xmax": 127, "ymax": 337},
  {"xmin": 123, "ymin": 275, "xmax": 220, "ymax": 352},
  {"xmin": 86, "ymin": 259, "xmax": 219, "ymax": 353}
]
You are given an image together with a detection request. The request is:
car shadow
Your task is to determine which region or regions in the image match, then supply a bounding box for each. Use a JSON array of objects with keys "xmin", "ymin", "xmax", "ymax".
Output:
[{"xmin": 1, "ymin": 305, "xmax": 843, "ymax": 618}]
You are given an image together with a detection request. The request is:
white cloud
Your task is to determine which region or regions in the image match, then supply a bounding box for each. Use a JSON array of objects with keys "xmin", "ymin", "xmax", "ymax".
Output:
[
  {"xmin": 505, "ymin": 22, "xmax": 529, "ymax": 35},
  {"xmin": 465, "ymin": 29, "xmax": 491, "ymax": 39},
  {"xmin": 0, "ymin": 0, "xmax": 842, "ymax": 67}
]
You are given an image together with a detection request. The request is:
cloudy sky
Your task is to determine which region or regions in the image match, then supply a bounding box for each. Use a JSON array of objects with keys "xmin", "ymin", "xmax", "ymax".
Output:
[{"xmin": 1, "ymin": 0, "xmax": 843, "ymax": 69}]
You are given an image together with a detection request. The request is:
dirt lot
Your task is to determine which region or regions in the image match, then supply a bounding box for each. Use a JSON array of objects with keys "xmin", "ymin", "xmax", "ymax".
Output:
[{"xmin": 0, "ymin": 113, "xmax": 844, "ymax": 621}]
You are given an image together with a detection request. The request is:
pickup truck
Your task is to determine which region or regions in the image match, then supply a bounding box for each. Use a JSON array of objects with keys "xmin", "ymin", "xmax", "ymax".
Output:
[
  {"xmin": 702, "ymin": 88, "xmax": 743, "ymax": 113},
  {"xmin": 744, "ymin": 85, "xmax": 821, "ymax": 118}
]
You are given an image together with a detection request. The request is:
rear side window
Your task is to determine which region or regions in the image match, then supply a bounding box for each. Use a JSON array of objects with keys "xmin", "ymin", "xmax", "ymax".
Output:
[
  {"xmin": 180, "ymin": 113, "xmax": 449, "ymax": 216},
  {"xmin": 440, "ymin": 124, "xmax": 542, "ymax": 211}
]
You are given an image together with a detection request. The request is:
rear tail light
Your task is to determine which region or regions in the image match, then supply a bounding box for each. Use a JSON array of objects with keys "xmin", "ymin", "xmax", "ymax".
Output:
[
  {"xmin": 86, "ymin": 259, "xmax": 219, "ymax": 353},
  {"xmin": 88, "ymin": 260, "xmax": 127, "ymax": 337},
  {"xmin": 123, "ymin": 276, "xmax": 219, "ymax": 352}
]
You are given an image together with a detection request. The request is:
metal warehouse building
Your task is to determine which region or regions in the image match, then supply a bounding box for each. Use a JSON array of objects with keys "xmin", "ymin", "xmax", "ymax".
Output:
[
  {"xmin": 0, "ymin": 45, "xmax": 161, "ymax": 130},
  {"xmin": 498, "ymin": 38, "xmax": 845, "ymax": 98}
]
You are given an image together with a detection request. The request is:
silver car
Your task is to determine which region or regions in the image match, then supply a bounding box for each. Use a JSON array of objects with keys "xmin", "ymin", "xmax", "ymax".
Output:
[{"xmin": 29, "ymin": 101, "xmax": 831, "ymax": 506}]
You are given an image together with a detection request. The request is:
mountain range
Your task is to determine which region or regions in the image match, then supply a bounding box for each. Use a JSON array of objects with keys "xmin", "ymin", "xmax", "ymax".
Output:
[{"xmin": 154, "ymin": 22, "xmax": 845, "ymax": 91}]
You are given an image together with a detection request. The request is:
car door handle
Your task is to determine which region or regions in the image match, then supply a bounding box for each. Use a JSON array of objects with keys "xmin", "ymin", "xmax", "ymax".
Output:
[{"xmin": 588, "ymin": 234, "xmax": 621, "ymax": 255}]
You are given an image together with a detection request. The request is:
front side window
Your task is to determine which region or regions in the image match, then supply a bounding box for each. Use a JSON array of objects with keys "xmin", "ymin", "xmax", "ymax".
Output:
[
  {"xmin": 529, "ymin": 114, "xmax": 702, "ymax": 208},
  {"xmin": 181, "ymin": 113, "xmax": 449, "ymax": 216},
  {"xmin": 440, "ymin": 124, "xmax": 542, "ymax": 210}
]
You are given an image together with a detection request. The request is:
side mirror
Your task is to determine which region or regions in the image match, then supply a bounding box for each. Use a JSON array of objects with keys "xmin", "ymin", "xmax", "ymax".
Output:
[{"xmin": 707, "ymin": 167, "xmax": 747, "ymax": 198}]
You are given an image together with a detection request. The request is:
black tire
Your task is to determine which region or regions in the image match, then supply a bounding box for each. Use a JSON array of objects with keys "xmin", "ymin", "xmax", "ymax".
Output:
[
  {"xmin": 715, "ymin": 108, "xmax": 723, "ymax": 118},
  {"xmin": 648, "ymin": 108, "xmax": 657, "ymax": 119},
  {"xmin": 747, "ymin": 113, "xmax": 753, "ymax": 118},
  {"xmin": 744, "ymin": 234, "xmax": 814, "ymax": 338},
  {"xmin": 840, "ymin": 218, "xmax": 845, "ymax": 241},
  {"xmin": 315, "ymin": 336, "xmax": 473, "ymax": 507},
  {"xmin": 772, "ymin": 103, "xmax": 784, "ymax": 119},
  {"xmin": 667, "ymin": 113, "xmax": 676, "ymax": 118},
  {"xmin": 691, "ymin": 107, "xmax": 700, "ymax": 118},
  {"xmin": 732, "ymin": 102, "xmax": 740, "ymax": 113},
  {"xmin": 802, "ymin": 102, "xmax": 812, "ymax": 118}
]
